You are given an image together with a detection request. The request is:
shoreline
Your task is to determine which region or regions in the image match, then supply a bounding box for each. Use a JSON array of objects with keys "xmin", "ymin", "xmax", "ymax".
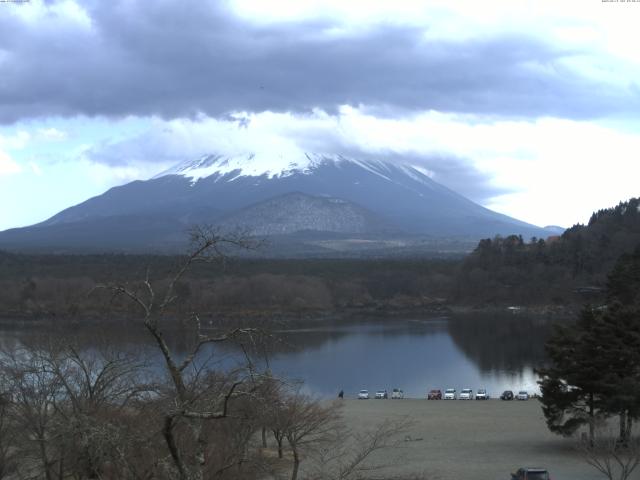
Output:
[{"xmin": 0, "ymin": 302, "xmax": 577, "ymax": 326}]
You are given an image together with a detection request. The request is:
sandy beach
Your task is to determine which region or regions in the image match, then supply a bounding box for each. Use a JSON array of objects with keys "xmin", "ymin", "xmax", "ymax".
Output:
[{"xmin": 338, "ymin": 398, "xmax": 605, "ymax": 480}]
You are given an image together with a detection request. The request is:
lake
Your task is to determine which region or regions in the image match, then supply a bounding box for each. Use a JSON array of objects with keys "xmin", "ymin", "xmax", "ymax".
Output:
[
  {"xmin": 256, "ymin": 313, "xmax": 555, "ymax": 398},
  {"xmin": 0, "ymin": 311, "xmax": 560, "ymax": 399}
]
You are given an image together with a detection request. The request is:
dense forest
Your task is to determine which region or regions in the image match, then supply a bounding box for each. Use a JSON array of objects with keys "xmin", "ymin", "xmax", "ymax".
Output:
[
  {"xmin": 0, "ymin": 254, "xmax": 456, "ymax": 321},
  {"xmin": 1, "ymin": 198, "xmax": 639, "ymax": 321},
  {"xmin": 456, "ymin": 197, "xmax": 640, "ymax": 306}
]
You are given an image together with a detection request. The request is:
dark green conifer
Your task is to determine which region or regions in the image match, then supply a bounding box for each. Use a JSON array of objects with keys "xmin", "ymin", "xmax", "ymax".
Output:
[
  {"xmin": 538, "ymin": 247, "xmax": 640, "ymax": 444},
  {"xmin": 537, "ymin": 307, "xmax": 604, "ymax": 444}
]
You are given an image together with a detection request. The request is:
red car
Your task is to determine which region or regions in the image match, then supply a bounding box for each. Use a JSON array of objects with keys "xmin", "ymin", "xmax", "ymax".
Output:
[{"xmin": 427, "ymin": 389, "xmax": 442, "ymax": 400}]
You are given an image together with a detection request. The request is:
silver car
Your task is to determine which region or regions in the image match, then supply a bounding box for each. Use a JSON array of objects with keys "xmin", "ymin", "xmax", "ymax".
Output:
[
  {"xmin": 459, "ymin": 388, "xmax": 473, "ymax": 400},
  {"xmin": 391, "ymin": 388, "xmax": 404, "ymax": 399},
  {"xmin": 475, "ymin": 388, "xmax": 489, "ymax": 400},
  {"xmin": 375, "ymin": 390, "xmax": 388, "ymax": 399}
]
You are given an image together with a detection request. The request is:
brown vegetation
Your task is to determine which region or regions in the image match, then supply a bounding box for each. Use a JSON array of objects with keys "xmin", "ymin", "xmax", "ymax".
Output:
[{"xmin": 0, "ymin": 227, "xmax": 415, "ymax": 480}]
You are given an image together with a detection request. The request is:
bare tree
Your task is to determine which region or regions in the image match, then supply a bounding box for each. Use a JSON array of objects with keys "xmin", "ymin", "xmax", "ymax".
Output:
[
  {"xmin": 577, "ymin": 428, "xmax": 640, "ymax": 480},
  {"xmin": 43, "ymin": 343, "xmax": 152, "ymax": 479},
  {"xmin": 306, "ymin": 417, "xmax": 412, "ymax": 480},
  {"xmin": 250, "ymin": 371, "xmax": 283, "ymax": 453},
  {"xmin": 0, "ymin": 339, "xmax": 158, "ymax": 480},
  {"xmin": 96, "ymin": 226, "xmax": 266, "ymax": 480},
  {"xmin": 260, "ymin": 377, "xmax": 290, "ymax": 459},
  {"xmin": 278, "ymin": 393, "xmax": 339, "ymax": 480},
  {"xmin": 3, "ymin": 225, "xmax": 427, "ymax": 480},
  {"xmin": 0, "ymin": 345, "xmax": 64, "ymax": 480},
  {"xmin": 0, "ymin": 392, "xmax": 17, "ymax": 479}
]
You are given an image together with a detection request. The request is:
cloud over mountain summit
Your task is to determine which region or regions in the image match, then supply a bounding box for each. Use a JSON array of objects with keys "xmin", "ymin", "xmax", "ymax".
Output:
[{"xmin": 0, "ymin": 0, "xmax": 638, "ymax": 123}]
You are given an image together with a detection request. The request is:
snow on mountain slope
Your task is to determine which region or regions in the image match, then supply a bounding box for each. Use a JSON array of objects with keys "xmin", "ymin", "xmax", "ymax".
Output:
[
  {"xmin": 154, "ymin": 152, "xmax": 435, "ymax": 187},
  {"xmin": 41, "ymin": 151, "xmax": 536, "ymax": 234},
  {"xmin": 0, "ymin": 151, "xmax": 549, "ymax": 253},
  {"xmin": 216, "ymin": 192, "xmax": 394, "ymax": 236}
]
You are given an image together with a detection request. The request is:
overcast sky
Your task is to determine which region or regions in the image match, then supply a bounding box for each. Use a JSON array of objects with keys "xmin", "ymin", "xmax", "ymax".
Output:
[{"xmin": 1, "ymin": 0, "xmax": 639, "ymax": 231}]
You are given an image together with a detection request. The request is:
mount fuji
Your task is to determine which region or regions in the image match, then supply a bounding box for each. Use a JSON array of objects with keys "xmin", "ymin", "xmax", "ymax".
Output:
[{"xmin": 0, "ymin": 153, "xmax": 549, "ymax": 255}]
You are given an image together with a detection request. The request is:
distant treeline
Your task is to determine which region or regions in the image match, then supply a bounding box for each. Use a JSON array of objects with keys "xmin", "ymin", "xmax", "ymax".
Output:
[
  {"xmin": 0, "ymin": 254, "xmax": 457, "ymax": 319},
  {"xmin": 1, "ymin": 197, "xmax": 639, "ymax": 319},
  {"xmin": 456, "ymin": 197, "xmax": 640, "ymax": 306}
]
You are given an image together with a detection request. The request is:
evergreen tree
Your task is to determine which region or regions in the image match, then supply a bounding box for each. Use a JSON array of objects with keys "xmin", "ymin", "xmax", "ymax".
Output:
[
  {"xmin": 607, "ymin": 246, "xmax": 640, "ymax": 307},
  {"xmin": 589, "ymin": 304, "xmax": 640, "ymax": 444},
  {"xmin": 538, "ymin": 246, "xmax": 640, "ymax": 444},
  {"xmin": 537, "ymin": 307, "xmax": 605, "ymax": 443},
  {"xmin": 596, "ymin": 248, "xmax": 640, "ymax": 443}
]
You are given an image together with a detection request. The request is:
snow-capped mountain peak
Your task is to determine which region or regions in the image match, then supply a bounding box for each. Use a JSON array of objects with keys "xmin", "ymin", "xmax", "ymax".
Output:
[
  {"xmin": 154, "ymin": 152, "xmax": 432, "ymax": 185},
  {"xmin": 155, "ymin": 152, "xmax": 323, "ymax": 182},
  {"xmin": 0, "ymin": 150, "xmax": 548, "ymax": 253}
]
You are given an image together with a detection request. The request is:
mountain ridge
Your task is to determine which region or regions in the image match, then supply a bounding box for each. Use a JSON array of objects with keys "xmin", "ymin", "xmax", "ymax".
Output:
[{"xmin": 0, "ymin": 152, "xmax": 550, "ymax": 255}]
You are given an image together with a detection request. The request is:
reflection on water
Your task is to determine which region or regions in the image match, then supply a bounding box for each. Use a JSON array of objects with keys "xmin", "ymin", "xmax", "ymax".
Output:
[
  {"xmin": 0, "ymin": 313, "xmax": 560, "ymax": 399},
  {"xmin": 261, "ymin": 314, "xmax": 556, "ymax": 398},
  {"xmin": 447, "ymin": 313, "xmax": 552, "ymax": 374}
]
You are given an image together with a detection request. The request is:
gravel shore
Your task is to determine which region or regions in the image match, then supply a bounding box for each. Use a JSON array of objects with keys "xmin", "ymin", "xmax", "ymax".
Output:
[{"xmin": 339, "ymin": 398, "xmax": 603, "ymax": 480}]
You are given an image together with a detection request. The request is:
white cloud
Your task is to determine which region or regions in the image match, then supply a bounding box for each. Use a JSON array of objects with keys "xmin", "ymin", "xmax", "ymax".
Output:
[
  {"xmin": 0, "ymin": 131, "xmax": 30, "ymax": 150},
  {"xmin": 232, "ymin": 0, "xmax": 640, "ymax": 63},
  {"xmin": 0, "ymin": 151, "xmax": 21, "ymax": 176},
  {"xmin": 28, "ymin": 162, "xmax": 43, "ymax": 176},
  {"xmin": 84, "ymin": 109, "xmax": 640, "ymax": 227},
  {"xmin": 231, "ymin": 0, "xmax": 640, "ymax": 100},
  {"xmin": 85, "ymin": 114, "xmax": 318, "ymax": 167},
  {"xmin": 1, "ymin": 1, "xmax": 638, "ymax": 231},
  {"xmin": 83, "ymin": 160, "xmax": 164, "ymax": 189},
  {"xmin": 11, "ymin": 0, "xmax": 92, "ymax": 29},
  {"xmin": 37, "ymin": 127, "xmax": 67, "ymax": 141},
  {"xmin": 330, "ymin": 109, "xmax": 640, "ymax": 227}
]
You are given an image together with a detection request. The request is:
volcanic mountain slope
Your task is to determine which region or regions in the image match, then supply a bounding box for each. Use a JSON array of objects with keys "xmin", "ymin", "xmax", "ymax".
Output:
[
  {"xmin": 215, "ymin": 192, "xmax": 395, "ymax": 236},
  {"xmin": 0, "ymin": 153, "xmax": 548, "ymax": 253}
]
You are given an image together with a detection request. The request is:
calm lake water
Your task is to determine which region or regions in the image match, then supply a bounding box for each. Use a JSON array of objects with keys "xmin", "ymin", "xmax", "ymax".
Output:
[
  {"xmin": 0, "ymin": 312, "xmax": 559, "ymax": 399},
  {"xmin": 259, "ymin": 313, "xmax": 554, "ymax": 398}
]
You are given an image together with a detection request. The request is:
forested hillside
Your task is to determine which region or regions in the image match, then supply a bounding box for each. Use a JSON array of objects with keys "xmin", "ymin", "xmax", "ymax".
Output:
[
  {"xmin": 0, "ymin": 254, "xmax": 455, "ymax": 320},
  {"xmin": 455, "ymin": 197, "xmax": 640, "ymax": 305},
  {"xmin": 1, "ymin": 198, "xmax": 639, "ymax": 319}
]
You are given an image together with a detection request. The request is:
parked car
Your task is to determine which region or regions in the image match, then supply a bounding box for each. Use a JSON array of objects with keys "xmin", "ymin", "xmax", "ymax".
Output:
[
  {"xmin": 391, "ymin": 388, "xmax": 404, "ymax": 399},
  {"xmin": 475, "ymin": 388, "xmax": 489, "ymax": 400},
  {"xmin": 375, "ymin": 390, "xmax": 388, "ymax": 399},
  {"xmin": 459, "ymin": 388, "xmax": 473, "ymax": 400},
  {"xmin": 500, "ymin": 390, "xmax": 514, "ymax": 400},
  {"xmin": 427, "ymin": 389, "xmax": 442, "ymax": 400},
  {"xmin": 444, "ymin": 388, "xmax": 457, "ymax": 400},
  {"xmin": 510, "ymin": 467, "xmax": 550, "ymax": 480},
  {"xmin": 358, "ymin": 390, "xmax": 369, "ymax": 399},
  {"xmin": 517, "ymin": 390, "xmax": 529, "ymax": 401}
]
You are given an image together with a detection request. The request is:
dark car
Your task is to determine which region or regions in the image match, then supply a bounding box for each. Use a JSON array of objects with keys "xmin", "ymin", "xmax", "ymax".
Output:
[
  {"xmin": 511, "ymin": 467, "xmax": 550, "ymax": 480},
  {"xmin": 501, "ymin": 390, "xmax": 514, "ymax": 400},
  {"xmin": 427, "ymin": 389, "xmax": 442, "ymax": 400}
]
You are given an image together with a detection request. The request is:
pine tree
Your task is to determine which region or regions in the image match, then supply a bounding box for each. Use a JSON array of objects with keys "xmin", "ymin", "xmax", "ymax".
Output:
[
  {"xmin": 537, "ymin": 307, "xmax": 606, "ymax": 444},
  {"xmin": 607, "ymin": 246, "xmax": 640, "ymax": 307},
  {"xmin": 602, "ymin": 247, "xmax": 640, "ymax": 443},
  {"xmin": 538, "ymin": 247, "xmax": 640, "ymax": 444}
]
